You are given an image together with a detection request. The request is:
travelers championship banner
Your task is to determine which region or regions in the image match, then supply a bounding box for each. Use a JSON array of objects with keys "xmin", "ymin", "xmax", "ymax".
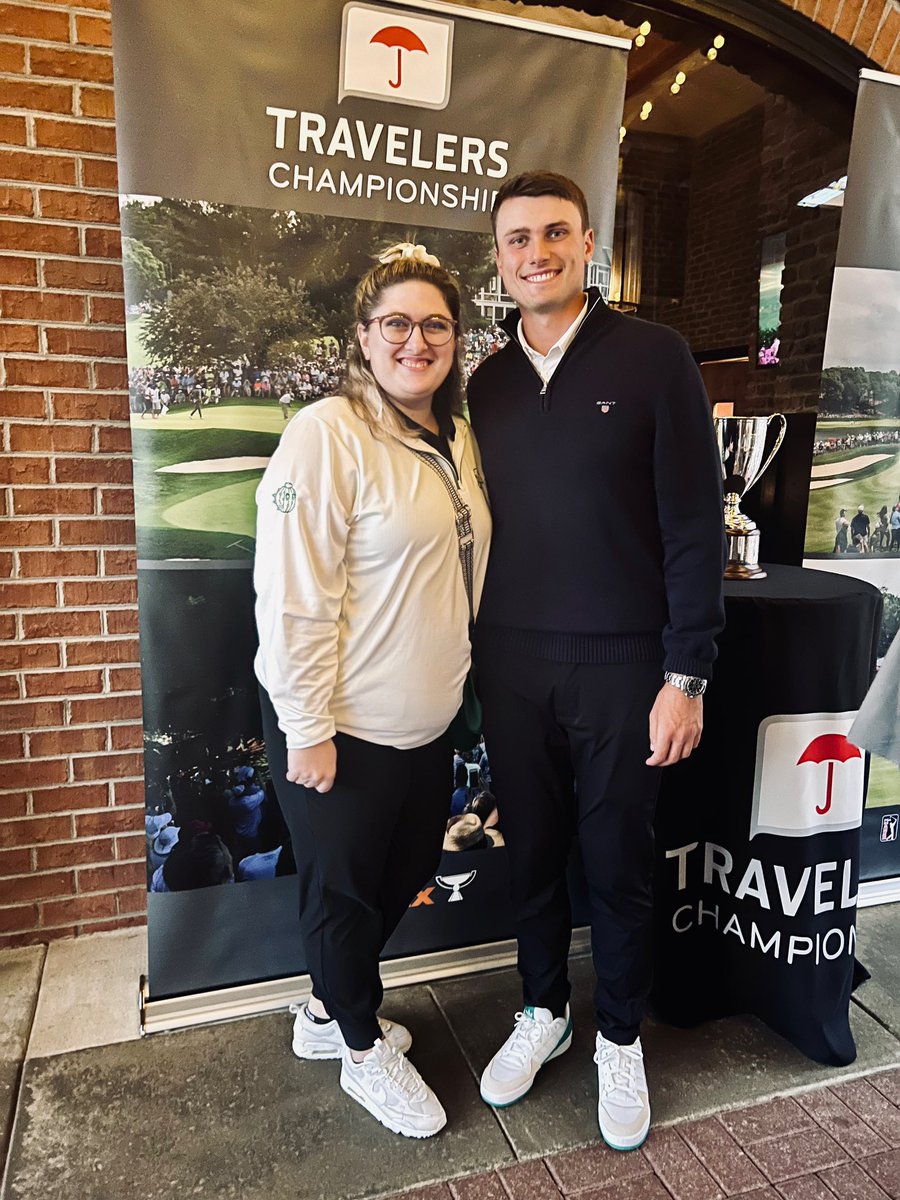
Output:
[
  {"xmin": 111, "ymin": 0, "xmax": 628, "ymax": 1001},
  {"xmin": 802, "ymin": 68, "xmax": 900, "ymax": 885}
]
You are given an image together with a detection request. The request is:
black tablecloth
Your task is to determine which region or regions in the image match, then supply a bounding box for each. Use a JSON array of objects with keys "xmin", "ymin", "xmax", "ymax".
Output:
[{"xmin": 652, "ymin": 564, "xmax": 882, "ymax": 1065}]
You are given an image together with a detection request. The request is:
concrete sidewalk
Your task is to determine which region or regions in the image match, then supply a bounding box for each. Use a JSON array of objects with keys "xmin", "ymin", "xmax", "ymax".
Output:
[{"xmin": 1, "ymin": 905, "xmax": 898, "ymax": 1200}]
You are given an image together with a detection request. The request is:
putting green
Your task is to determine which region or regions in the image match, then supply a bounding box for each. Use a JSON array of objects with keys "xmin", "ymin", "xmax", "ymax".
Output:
[
  {"xmin": 130, "ymin": 410, "xmax": 288, "ymax": 559},
  {"xmin": 130, "ymin": 402, "xmax": 289, "ymax": 436},
  {"xmin": 162, "ymin": 476, "xmax": 261, "ymax": 543},
  {"xmin": 819, "ymin": 419, "xmax": 900, "ymax": 430},
  {"xmin": 867, "ymin": 753, "xmax": 900, "ymax": 809}
]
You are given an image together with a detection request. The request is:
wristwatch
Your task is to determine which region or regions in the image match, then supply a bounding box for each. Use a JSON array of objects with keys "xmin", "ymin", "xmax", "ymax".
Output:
[{"xmin": 664, "ymin": 671, "xmax": 707, "ymax": 699}]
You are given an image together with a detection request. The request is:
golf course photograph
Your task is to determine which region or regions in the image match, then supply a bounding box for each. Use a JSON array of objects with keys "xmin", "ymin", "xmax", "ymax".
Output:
[
  {"xmin": 121, "ymin": 195, "xmax": 499, "ymax": 562},
  {"xmin": 131, "ymin": 404, "xmax": 286, "ymax": 561}
]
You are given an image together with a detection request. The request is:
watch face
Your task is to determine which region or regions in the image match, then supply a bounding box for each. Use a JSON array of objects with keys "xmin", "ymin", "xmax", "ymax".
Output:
[{"xmin": 685, "ymin": 678, "xmax": 705, "ymax": 698}]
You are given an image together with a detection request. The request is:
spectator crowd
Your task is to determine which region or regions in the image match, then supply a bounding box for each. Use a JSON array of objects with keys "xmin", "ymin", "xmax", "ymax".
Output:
[{"xmin": 129, "ymin": 329, "xmax": 508, "ymax": 420}]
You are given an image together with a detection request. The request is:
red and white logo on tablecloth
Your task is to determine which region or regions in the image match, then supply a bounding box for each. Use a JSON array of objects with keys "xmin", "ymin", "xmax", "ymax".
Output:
[
  {"xmin": 340, "ymin": 3, "xmax": 454, "ymax": 109},
  {"xmin": 750, "ymin": 713, "xmax": 865, "ymax": 840}
]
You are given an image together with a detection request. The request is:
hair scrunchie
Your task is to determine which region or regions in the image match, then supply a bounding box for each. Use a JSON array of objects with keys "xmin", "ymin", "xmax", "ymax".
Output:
[{"xmin": 377, "ymin": 241, "xmax": 441, "ymax": 268}]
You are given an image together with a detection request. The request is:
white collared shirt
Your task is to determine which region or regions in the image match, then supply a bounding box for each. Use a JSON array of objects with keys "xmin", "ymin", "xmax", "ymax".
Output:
[{"xmin": 517, "ymin": 293, "xmax": 589, "ymax": 384}]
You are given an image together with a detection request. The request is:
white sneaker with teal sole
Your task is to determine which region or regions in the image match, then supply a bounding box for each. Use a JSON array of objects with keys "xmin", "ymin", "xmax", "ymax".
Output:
[
  {"xmin": 290, "ymin": 1002, "xmax": 412, "ymax": 1060},
  {"xmin": 480, "ymin": 1004, "xmax": 572, "ymax": 1107},
  {"xmin": 340, "ymin": 1038, "xmax": 447, "ymax": 1138},
  {"xmin": 594, "ymin": 1031, "xmax": 651, "ymax": 1150}
]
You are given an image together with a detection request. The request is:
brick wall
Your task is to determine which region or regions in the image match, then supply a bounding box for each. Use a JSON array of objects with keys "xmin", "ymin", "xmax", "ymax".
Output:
[
  {"xmin": 620, "ymin": 132, "xmax": 691, "ymax": 327},
  {"xmin": 629, "ymin": 79, "xmax": 852, "ymax": 416},
  {"xmin": 744, "ymin": 92, "xmax": 851, "ymax": 414},
  {"xmin": 0, "ymin": 0, "xmax": 145, "ymax": 948},
  {"xmin": 0, "ymin": 0, "xmax": 894, "ymax": 948},
  {"xmin": 791, "ymin": 0, "xmax": 900, "ymax": 69},
  {"xmin": 666, "ymin": 107, "xmax": 766, "ymax": 353}
]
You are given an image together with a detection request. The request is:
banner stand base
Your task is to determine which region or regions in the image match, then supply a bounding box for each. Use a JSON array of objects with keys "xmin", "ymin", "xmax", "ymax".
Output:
[
  {"xmin": 141, "ymin": 885, "xmax": 899, "ymax": 1036},
  {"xmin": 859, "ymin": 878, "xmax": 900, "ymax": 908},
  {"xmin": 141, "ymin": 929, "xmax": 593, "ymax": 1036}
]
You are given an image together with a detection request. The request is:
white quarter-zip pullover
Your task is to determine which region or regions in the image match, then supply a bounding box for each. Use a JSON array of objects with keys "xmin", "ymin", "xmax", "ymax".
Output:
[{"xmin": 254, "ymin": 394, "xmax": 491, "ymax": 750}]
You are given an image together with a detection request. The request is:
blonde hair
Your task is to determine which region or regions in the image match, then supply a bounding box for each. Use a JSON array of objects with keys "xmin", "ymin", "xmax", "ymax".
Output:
[{"xmin": 343, "ymin": 245, "xmax": 465, "ymax": 440}]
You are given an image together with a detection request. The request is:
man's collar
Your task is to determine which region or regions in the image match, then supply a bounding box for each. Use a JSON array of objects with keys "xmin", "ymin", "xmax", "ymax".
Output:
[
  {"xmin": 499, "ymin": 284, "xmax": 602, "ymax": 340},
  {"xmin": 517, "ymin": 293, "xmax": 589, "ymax": 362}
]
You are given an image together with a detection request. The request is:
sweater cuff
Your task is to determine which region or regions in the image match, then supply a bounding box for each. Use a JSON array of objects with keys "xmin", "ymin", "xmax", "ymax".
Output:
[
  {"xmin": 281, "ymin": 713, "xmax": 337, "ymax": 750},
  {"xmin": 663, "ymin": 653, "xmax": 713, "ymax": 682}
]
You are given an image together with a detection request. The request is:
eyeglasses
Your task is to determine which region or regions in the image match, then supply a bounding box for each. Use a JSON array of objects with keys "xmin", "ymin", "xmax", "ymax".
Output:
[{"xmin": 363, "ymin": 313, "xmax": 457, "ymax": 346}]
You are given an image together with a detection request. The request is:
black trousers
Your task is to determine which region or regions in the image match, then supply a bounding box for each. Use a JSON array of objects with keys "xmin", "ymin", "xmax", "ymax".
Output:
[
  {"xmin": 475, "ymin": 644, "xmax": 663, "ymax": 1045},
  {"xmin": 260, "ymin": 688, "xmax": 449, "ymax": 1051}
]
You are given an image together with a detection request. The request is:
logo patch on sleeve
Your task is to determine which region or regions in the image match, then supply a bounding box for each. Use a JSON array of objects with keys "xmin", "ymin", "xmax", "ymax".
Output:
[{"xmin": 272, "ymin": 482, "xmax": 297, "ymax": 513}]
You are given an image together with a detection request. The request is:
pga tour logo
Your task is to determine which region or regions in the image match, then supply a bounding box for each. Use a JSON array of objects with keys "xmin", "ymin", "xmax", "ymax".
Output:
[
  {"xmin": 751, "ymin": 713, "xmax": 865, "ymax": 840},
  {"xmin": 340, "ymin": 3, "xmax": 454, "ymax": 109}
]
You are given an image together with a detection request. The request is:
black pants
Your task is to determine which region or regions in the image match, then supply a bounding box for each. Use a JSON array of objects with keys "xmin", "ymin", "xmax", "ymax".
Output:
[
  {"xmin": 260, "ymin": 688, "xmax": 449, "ymax": 1051},
  {"xmin": 475, "ymin": 644, "xmax": 662, "ymax": 1045}
]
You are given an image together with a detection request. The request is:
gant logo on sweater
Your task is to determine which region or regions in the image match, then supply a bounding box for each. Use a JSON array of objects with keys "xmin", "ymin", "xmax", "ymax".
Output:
[{"xmin": 596, "ymin": 400, "xmax": 617, "ymax": 414}]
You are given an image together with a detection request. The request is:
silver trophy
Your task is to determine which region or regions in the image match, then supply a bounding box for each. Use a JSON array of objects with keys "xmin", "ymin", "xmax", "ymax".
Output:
[{"xmin": 714, "ymin": 414, "xmax": 786, "ymax": 580}]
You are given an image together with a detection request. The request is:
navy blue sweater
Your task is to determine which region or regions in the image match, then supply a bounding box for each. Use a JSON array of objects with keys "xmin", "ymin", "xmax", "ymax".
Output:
[{"xmin": 467, "ymin": 290, "xmax": 726, "ymax": 679}]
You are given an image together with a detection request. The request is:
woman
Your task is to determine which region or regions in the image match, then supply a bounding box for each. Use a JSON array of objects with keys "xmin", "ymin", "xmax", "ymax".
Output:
[{"xmin": 254, "ymin": 244, "xmax": 490, "ymax": 1138}]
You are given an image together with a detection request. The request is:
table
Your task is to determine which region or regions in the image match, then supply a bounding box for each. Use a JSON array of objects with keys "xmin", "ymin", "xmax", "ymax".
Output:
[{"xmin": 652, "ymin": 564, "xmax": 882, "ymax": 1065}]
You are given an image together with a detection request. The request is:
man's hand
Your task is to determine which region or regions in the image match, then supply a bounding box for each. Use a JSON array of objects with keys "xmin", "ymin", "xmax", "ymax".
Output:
[
  {"xmin": 287, "ymin": 740, "xmax": 337, "ymax": 793},
  {"xmin": 646, "ymin": 684, "xmax": 703, "ymax": 767}
]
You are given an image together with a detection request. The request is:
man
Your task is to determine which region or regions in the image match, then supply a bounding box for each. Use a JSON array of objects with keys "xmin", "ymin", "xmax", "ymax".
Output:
[
  {"xmin": 833, "ymin": 508, "xmax": 849, "ymax": 554},
  {"xmin": 467, "ymin": 172, "xmax": 725, "ymax": 1151},
  {"xmin": 850, "ymin": 504, "xmax": 870, "ymax": 554}
]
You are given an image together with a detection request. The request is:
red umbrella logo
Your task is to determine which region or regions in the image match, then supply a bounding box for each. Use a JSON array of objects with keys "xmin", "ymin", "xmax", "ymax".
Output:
[
  {"xmin": 796, "ymin": 733, "xmax": 862, "ymax": 815},
  {"xmin": 370, "ymin": 25, "xmax": 428, "ymax": 89}
]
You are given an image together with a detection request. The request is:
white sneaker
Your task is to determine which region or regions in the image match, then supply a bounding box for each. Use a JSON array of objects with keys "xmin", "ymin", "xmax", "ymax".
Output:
[
  {"xmin": 594, "ymin": 1032, "xmax": 651, "ymax": 1150},
  {"xmin": 290, "ymin": 1003, "xmax": 412, "ymax": 1060},
  {"xmin": 480, "ymin": 1005, "xmax": 572, "ymax": 1107},
  {"xmin": 340, "ymin": 1038, "xmax": 447, "ymax": 1138}
]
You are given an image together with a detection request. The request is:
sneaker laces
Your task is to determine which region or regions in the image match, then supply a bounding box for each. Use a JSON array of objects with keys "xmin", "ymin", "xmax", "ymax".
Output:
[
  {"xmin": 362, "ymin": 1042, "xmax": 425, "ymax": 1101},
  {"xmin": 594, "ymin": 1040, "xmax": 645, "ymax": 1109},
  {"xmin": 499, "ymin": 1011, "xmax": 551, "ymax": 1072}
]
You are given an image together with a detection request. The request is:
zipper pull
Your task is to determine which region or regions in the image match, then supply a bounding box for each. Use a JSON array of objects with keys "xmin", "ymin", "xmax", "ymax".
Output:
[{"xmin": 539, "ymin": 380, "xmax": 550, "ymax": 412}]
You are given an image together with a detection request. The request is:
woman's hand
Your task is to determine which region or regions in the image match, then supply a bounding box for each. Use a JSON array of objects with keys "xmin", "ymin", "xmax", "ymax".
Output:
[{"xmin": 287, "ymin": 740, "xmax": 337, "ymax": 793}]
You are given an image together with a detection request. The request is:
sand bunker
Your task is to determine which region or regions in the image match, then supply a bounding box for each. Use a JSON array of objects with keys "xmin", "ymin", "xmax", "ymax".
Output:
[
  {"xmin": 811, "ymin": 453, "xmax": 892, "ymax": 478},
  {"xmin": 810, "ymin": 477, "xmax": 852, "ymax": 490},
  {"xmin": 157, "ymin": 457, "xmax": 271, "ymax": 474}
]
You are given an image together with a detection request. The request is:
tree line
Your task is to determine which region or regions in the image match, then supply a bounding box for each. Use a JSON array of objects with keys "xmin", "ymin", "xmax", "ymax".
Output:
[
  {"xmin": 121, "ymin": 199, "xmax": 496, "ymax": 371},
  {"xmin": 820, "ymin": 365, "xmax": 900, "ymax": 416}
]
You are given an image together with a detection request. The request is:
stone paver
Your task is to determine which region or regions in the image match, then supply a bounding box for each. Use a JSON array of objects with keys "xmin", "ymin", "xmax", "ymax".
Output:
[
  {"xmin": 830, "ymin": 1078, "xmax": 900, "ymax": 1146},
  {"xmin": 717, "ymin": 1097, "xmax": 815, "ymax": 1143},
  {"xmin": 680, "ymin": 1115, "xmax": 768, "ymax": 1193},
  {"xmin": 641, "ymin": 1127, "xmax": 724, "ymax": 1200},
  {"xmin": 546, "ymin": 1142, "xmax": 651, "ymax": 1192},
  {"xmin": 448, "ymin": 1172, "xmax": 507, "ymax": 1200},
  {"xmin": 576, "ymin": 1178, "xmax": 671, "ymax": 1200},
  {"xmin": 860, "ymin": 1148, "xmax": 900, "ymax": 1199},
  {"xmin": 776, "ymin": 1177, "xmax": 842, "ymax": 1199},
  {"xmin": 742, "ymin": 1126, "xmax": 848, "ymax": 1183},
  {"xmin": 819, "ymin": 1159, "xmax": 894, "ymax": 1199},
  {"xmin": 796, "ymin": 1086, "xmax": 890, "ymax": 1158},
  {"xmin": 498, "ymin": 1160, "xmax": 561, "ymax": 1200},
  {"xmin": 871, "ymin": 1069, "xmax": 900, "ymax": 1107}
]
